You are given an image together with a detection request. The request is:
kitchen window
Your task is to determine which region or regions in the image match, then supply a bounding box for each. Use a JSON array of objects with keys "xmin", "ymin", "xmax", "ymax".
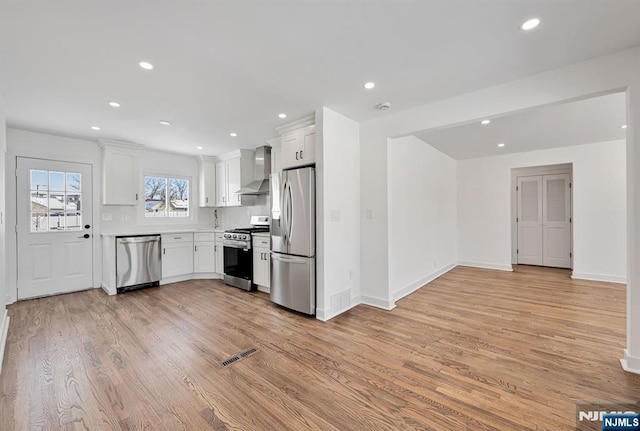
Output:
[{"xmin": 144, "ymin": 175, "xmax": 190, "ymax": 218}]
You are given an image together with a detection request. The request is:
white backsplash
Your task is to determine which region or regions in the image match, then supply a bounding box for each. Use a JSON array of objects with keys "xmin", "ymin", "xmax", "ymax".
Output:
[{"xmin": 219, "ymin": 198, "xmax": 270, "ymax": 229}]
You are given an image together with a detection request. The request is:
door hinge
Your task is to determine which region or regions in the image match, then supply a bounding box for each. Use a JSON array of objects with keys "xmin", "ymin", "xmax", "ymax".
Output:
[
  {"xmin": 569, "ymin": 182, "xmax": 572, "ymax": 189},
  {"xmin": 517, "ymin": 249, "xmax": 519, "ymax": 254},
  {"xmin": 516, "ymin": 217, "xmax": 519, "ymax": 223},
  {"xmin": 570, "ymin": 252, "xmax": 572, "ymax": 258},
  {"xmin": 570, "ymin": 217, "xmax": 572, "ymax": 223},
  {"xmin": 516, "ymin": 186, "xmax": 519, "ymax": 191}
]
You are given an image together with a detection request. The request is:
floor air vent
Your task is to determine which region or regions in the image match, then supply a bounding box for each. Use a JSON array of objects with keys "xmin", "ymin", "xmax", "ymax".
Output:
[{"xmin": 221, "ymin": 348, "xmax": 258, "ymax": 367}]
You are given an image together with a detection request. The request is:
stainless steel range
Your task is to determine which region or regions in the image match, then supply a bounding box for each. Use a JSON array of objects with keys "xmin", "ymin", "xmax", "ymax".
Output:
[{"xmin": 223, "ymin": 215, "xmax": 269, "ymax": 291}]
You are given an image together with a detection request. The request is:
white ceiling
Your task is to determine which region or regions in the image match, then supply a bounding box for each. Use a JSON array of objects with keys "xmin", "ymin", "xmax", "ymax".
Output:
[
  {"xmin": 414, "ymin": 92, "xmax": 627, "ymax": 160},
  {"xmin": 1, "ymin": 1, "xmax": 640, "ymax": 156}
]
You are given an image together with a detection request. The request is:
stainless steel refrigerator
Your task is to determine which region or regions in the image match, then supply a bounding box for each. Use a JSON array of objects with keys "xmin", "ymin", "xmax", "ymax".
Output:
[{"xmin": 270, "ymin": 166, "xmax": 315, "ymax": 314}]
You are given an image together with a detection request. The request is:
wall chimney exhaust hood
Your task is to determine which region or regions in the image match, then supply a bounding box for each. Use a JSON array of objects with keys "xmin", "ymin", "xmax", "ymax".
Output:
[{"xmin": 236, "ymin": 146, "xmax": 272, "ymax": 195}]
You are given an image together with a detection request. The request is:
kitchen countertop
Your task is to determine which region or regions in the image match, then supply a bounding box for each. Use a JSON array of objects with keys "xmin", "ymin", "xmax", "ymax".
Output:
[
  {"xmin": 253, "ymin": 232, "xmax": 270, "ymax": 237},
  {"xmin": 101, "ymin": 228, "xmax": 225, "ymax": 237}
]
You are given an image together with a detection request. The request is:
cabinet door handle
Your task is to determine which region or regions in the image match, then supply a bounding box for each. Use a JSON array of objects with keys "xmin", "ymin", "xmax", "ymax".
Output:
[
  {"xmin": 223, "ymin": 196, "xmax": 226, "ymax": 203},
  {"xmin": 195, "ymin": 245, "xmax": 197, "ymax": 252},
  {"xmin": 163, "ymin": 248, "xmax": 166, "ymax": 255},
  {"xmin": 300, "ymin": 150, "xmax": 303, "ymax": 159},
  {"xmin": 135, "ymin": 193, "xmax": 138, "ymax": 201},
  {"xmin": 206, "ymin": 197, "xmax": 209, "ymax": 203},
  {"xmin": 295, "ymin": 151, "xmax": 299, "ymax": 160}
]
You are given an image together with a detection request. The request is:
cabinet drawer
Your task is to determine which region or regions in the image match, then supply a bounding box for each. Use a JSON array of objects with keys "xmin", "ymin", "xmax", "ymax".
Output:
[
  {"xmin": 252, "ymin": 236, "xmax": 270, "ymax": 248},
  {"xmin": 161, "ymin": 233, "xmax": 194, "ymax": 243},
  {"xmin": 194, "ymin": 232, "xmax": 216, "ymax": 242}
]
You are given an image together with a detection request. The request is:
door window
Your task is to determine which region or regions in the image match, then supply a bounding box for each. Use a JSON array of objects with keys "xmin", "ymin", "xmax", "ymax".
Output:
[{"xmin": 30, "ymin": 169, "xmax": 83, "ymax": 232}]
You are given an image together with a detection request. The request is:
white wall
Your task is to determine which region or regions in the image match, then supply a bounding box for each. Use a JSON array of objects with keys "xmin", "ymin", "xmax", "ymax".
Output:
[
  {"xmin": 100, "ymin": 147, "xmax": 214, "ymax": 232},
  {"xmin": 316, "ymin": 107, "xmax": 361, "ymax": 321},
  {"xmin": 458, "ymin": 140, "xmax": 626, "ymax": 282},
  {"xmin": 218, "ymin": 199, "xmax": 269, "ymax": 230},
  {"xmin": 6, "ymin": 128, "xmax": 103, "ymax": 304},
  {"xmin": 360, "ymin": 46, "xmax": 640, "ymax": 372},
  {"xmin": 388, "ymin": 135, "xmax": 457, "ymax": 300},
  {"xmin": 5, "ymin": 128, "xmax": 215, "ymax": 304},
  {"xmin": 0, "ymin": 98, "xmax": 8, "ymax": 374}
]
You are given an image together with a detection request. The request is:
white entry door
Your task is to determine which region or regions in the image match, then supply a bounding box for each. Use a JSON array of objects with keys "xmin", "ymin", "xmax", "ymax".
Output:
[
  {"xmin": 517, "ymin": 173, "xmax": 572, "ymax": 268},
  {"xmin": 17, "ymin": 157, "xmax": 94, "ymax": 299},
  {"xmin": 542, "ymin": 174, "xmax": 572, "ymax": 268},
  {"xmin": 517, "ymin": 176, "xmax": 543, "ymax": 265}
]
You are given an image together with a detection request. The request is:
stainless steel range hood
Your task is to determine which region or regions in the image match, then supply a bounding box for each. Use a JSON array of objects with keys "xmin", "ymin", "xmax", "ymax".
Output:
[{"xmin": 236, "ymin": 146, "xmax": 272, "ymax": 195}]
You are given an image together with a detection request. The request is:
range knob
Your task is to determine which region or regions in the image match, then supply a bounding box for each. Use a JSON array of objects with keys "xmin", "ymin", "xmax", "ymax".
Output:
[
  {"xmin": 232, "ymin": 234, "xmax": 237, "ymax": 239},
  {"xmin": 241, "ymin": 234, "xmax": 247, "ymax": 240}
]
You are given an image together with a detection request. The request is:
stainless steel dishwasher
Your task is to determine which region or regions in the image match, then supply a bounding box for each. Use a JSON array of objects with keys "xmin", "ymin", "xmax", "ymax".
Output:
[{"xmin": 116, "ymin": 235, "xmax": 162, "ymax": 292}]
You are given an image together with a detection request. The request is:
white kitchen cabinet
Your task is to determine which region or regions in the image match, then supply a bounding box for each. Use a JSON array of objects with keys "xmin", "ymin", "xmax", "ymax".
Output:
[
  {"xmin": 280, "ymin": 125, "xmax": 316, "ymax": 170},
  {"xmin": 194, "ymin": 232, "xmax": 215, "ymax": 273},
  {"xmin": 215, "ymin": 233, "xmax": 224, "ymax": 274},
  {"xmin": 198, "ymin": 156, "xmax": 216, "ymax": 207},
  {"xmin": 99, "ymin": 140, "xmax": 143, "ymax": 205},
  {"xmin": 252, "ymin": 235, "xmax": 270, "ymax": 289},
  {"xmin": 215, "ymin": 150, "xmax": 255, "ymax": 207},
  {"xmin": 161, "ymin": 233, "xmax": 194, "ymax": 278}
]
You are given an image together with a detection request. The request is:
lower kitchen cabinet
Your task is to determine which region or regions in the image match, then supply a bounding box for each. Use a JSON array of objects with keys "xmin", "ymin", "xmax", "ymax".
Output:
[
  {"xmin": 253, "ymin": 235, "xmax": 270, "ymax": 289},
  {"xmin": 215, "ymin": 233, "xmax": 224, "ymax": 275},
  {"xmin": 194, "ymin": 232, "xmax": 216, "ymax": 273},
  {"xmin": 161, "ymin": 233, "xmax": 194, "ymax": 278}
]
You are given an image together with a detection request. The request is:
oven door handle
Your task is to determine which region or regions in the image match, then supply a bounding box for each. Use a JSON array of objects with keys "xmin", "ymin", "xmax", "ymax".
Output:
[{"xmin": 223, "ymin": 241, "xmax": 251, "ymax": 250}]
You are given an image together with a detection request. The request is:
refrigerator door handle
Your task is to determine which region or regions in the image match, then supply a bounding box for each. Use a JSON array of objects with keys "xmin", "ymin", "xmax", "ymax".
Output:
[
  {"xmin": 272, "ymin": 253, "xmax": 307, "ymax": 264},
  {"xmin": 280, "ymin": 176, "xmax": 288, "ymax": 245},
  {"xmin": 287, "ymin": 181, "xmax": 294, "ymax": 245}
]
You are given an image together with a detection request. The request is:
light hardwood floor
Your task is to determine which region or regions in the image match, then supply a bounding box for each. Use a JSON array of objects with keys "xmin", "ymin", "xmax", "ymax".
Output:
[{"xmin": 1, "ymin": 265, "xmax": 639, "ymax": 430}]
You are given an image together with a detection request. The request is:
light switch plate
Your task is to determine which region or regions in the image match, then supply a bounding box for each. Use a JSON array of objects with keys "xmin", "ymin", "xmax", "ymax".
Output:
[
  {"xmin": 366, "ymin": 209, "xmax": 373, "ymax": 219},
  {"xmin": 330, "ymin": 210, "xmax": 341, "ymax": 221}
]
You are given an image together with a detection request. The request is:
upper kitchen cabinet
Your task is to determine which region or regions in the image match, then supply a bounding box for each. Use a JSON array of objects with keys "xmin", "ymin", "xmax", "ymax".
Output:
[
  {"xmin": 197, "ymin": 156, "xmax": 216, "ymax": 207},
  {"xmin": 276, "ymin": 114, "xmax": 316, "ymax": 170},
  {"xmin": 98, "ymin": 139, "xmax": 144, "ymax": 205},
  {"xmin": 215, "ymin": 149, "xmax": 255, "ymax": 207}
]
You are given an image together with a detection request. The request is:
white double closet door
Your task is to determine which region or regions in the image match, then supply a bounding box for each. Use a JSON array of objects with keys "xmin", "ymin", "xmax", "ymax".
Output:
[{"xmin": 517, "ymin": 174, "xmax": 572, "ymax": 268}]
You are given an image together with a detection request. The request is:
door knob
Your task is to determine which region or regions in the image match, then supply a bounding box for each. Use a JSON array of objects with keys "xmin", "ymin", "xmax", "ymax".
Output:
[
  {"xmin": 84, "ymin": 224, "xmax": 91, "ymax": 229},
  {"xmin": 79, "ymin": 233, "xmax": 90, "ymax": 239}
]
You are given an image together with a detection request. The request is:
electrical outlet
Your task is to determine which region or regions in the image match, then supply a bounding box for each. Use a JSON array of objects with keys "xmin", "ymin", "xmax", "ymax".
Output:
[
  {"xmin": 101, "ymin": 213, "xmax": 113, "ymax": 221},
  {"xmin": 331, "ymin": 210, "xmax": 341, "ymax": 221},
  {"xmin": 366, "ymin": 209, "xmax": 373, "ymax": 219}
]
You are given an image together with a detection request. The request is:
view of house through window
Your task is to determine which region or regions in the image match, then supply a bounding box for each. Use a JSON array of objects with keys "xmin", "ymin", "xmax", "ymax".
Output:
[
  {"xmin": 144, "ymin": 175, "xmax": 190, "ymax": 217},
  {"xmin": 30, "ymin": 169, "xmax": 83, "ymax": 232}
]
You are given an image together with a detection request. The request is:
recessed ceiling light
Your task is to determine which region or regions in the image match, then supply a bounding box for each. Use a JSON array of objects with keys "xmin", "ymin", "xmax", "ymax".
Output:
[
  {"xmin": 364, "ymin": 82, "xmax": 376, "ymax": 89},
  {"xmin": 159, "ymin": 120, "xmax": 171, "ymax": 126},
  {"xmin": 521, "ymin": 18, "xmax": 540, "ymax": 31},
  {"xmin": 108, "ymin": 101, "xmax": 121, "ymax": 108},
  {"xmin": 497, "ymin": 143, "xmax": 505, "ymax": 148},
  {"xmin": 139, "ymin": 61, "xmax": 154, "ymax": 70},
  {"xmin": 196, "ymin": 146, "xmax": 204, "ymax": 150},
  {"xmin": 91, "ymin": 126, "xmax": 100, "ymax": 131},
  {"xmin": 621, "ymin": 125, "xmax": 628, "ymax": 129},
  {"xmin": 278, "ymin": 113, "xmax": 287, "ymax": 119},
  {"xmin": 481, "ymin": 119, "xmax": 491, "ymax": 125},
  {"xmin": 230, "ymin": 132, "xmax": 237, "ymax": 137}
]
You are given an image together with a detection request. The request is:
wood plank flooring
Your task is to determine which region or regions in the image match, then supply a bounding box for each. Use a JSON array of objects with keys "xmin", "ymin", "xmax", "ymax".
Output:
[{"xmin": 1, "ymin": 265, "xmax": 639, "ymax": 430}]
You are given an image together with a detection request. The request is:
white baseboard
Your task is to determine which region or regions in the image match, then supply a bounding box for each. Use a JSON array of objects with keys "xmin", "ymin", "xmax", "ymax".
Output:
[
  {"xmin": 316, "ymin": 300, "xmax": 360, "ymax": 322},
  {"xmin": 620, "ymin": 349, "xmax": 640, "ymax": 374},
  {"xmin": 571, "ymin": 272, "xmax": 627, "ymax": 284},
  {"xmin": 190, "ymin": 273, "xmax": 223, "ymax": 280},
  {"xmin": 393, "ymin": 262, "xmax": 457, "ymax": 301},
  {"xmin": 360, "ymin": 295, "xmax": 396, "ymax": 311},
  {"xmin": 457, "ymin": 261, "xmax": 513, "ymax": 272},
  {"xmin": 257, "ymin": 285, "xmax": 270, "ymax": 294},
  {"xmin": 100, "ymin": 283, "xmax": 116, "ymax": 296},
  {"xmin": 0, "ymin": 309, "xmax": 10, "ymax": 376}
]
